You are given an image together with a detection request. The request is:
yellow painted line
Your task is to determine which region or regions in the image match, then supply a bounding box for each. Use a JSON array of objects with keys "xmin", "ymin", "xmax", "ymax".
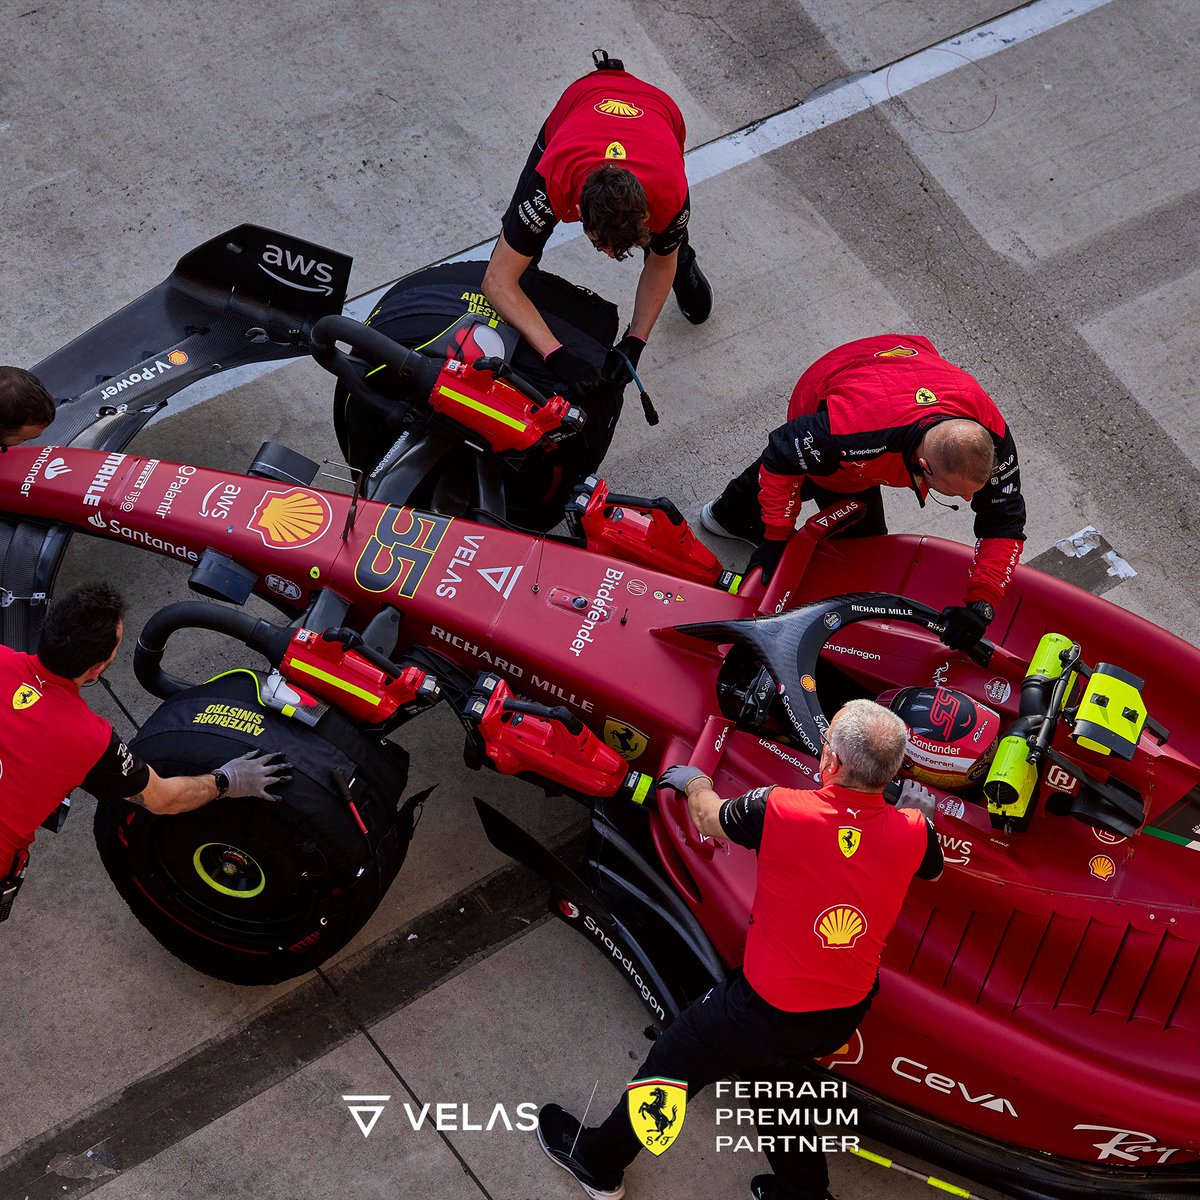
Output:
[
  {"xmin": 438, "ymin": 384, "xmax": 527, "ymax": 432},
  {"xmin": 286, "ymin": 657, "xmax": 381, "ymax": 706}
]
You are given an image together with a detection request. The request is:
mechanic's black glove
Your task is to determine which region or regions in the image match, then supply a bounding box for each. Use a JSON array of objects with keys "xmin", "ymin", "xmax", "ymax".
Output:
[
  {"xmin": 938, "ymin": 601, "xmax": 993, "ymax": 651},
  {"xmin": 602, "ymin": 334, "xmax": 646, "ymax": 385},
  {"xmin": 545, "ymin": 344, "xmax": 601, "ymax": 400},
  {"xmin": 217, "ymin": 751, "xmax": 292, "ymax": 801},
  {"xmin": 747, "ymin": 538, "xmax": 788, "ymax": 585}
]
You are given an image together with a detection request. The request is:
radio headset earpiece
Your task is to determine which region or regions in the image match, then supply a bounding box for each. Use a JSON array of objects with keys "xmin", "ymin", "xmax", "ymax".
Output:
[{"xmin": 929, "ymin": 493, "xmax": 960, "ymax": 512}]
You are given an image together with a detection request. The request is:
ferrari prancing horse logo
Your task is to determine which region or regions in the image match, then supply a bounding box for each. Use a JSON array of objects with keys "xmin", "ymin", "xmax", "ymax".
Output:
[
  {"xmin": 838, "ymin": 826, "xmax": 861, "ymax": 858},
  {"xmin": 13, "ymin": 684, "xmax": 41, "ymax": 710},
  {"xmin": 603, "ymin": 718, "xmax": 648, "ymax": 761},
  {"xmin": 627, "ymin": 1078, "xmax": 686, "ymax": 1156}
]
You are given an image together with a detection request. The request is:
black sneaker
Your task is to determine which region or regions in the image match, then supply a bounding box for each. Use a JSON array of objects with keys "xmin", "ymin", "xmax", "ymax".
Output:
[
  {"xmin": 673, "ymin": 246, "xmax": 713, "ymax": 325},
  {"xmin": 749, "ymin": 1176, "xmax": 834, "ymax": 1200},
  {"xmin": 537, "ymin": 1104, "xmax": 626, "ymax": 1199}
]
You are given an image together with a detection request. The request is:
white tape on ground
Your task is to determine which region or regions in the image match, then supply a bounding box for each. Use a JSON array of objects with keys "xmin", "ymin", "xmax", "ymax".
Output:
[{"xmin": 153, "ymin": 0, "xmax": 1113, "ymax": 424}]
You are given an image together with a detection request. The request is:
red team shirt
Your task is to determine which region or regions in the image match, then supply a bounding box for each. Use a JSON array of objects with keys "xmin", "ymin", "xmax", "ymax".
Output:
[
  {"xmin": 0, "ymin": 647, "xmax": 116, "ymax": 869},
  {"xmin": 538, "ymin": 71, "xmax": 688, "ymax": 233},
  {"xmin": 736, "ymin": 782, "xmax": 930, "ymax": 1012}
]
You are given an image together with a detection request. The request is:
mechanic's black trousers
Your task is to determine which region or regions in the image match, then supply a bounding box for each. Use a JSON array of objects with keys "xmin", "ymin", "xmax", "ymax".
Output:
[
  {"xmin": 711, "ymin": 462, "xmax": 889, "ymax": 544},
  {"xmin": 577, "ymin": 970, "xmax": 873, "ymax": 1200}
]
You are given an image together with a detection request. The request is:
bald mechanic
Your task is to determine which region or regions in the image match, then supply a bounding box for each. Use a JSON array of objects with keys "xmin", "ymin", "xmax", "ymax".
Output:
[
  {"xmin": 483, "ymin": 51, "xmax": 712, "ymax": 400},
  {"xmin": 0, "ymin": 366, "xmax": 55, "ymax": 449},
  {"xmin": 0, "ymin": 582, "xmax": 289, "ymax": 922},
  {"xmin": 537, "ymin": 699, "xmax": 942, "ymax": 1200},
  {"xmin": 701, "ymin": 335, "xmax": 1025, "ymax": 651}
]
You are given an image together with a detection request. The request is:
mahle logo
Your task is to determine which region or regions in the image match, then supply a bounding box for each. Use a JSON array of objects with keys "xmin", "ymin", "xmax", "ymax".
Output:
[{"xmin": 627, "ymin": 1078, "xmax": 686, "ymax": 1155}]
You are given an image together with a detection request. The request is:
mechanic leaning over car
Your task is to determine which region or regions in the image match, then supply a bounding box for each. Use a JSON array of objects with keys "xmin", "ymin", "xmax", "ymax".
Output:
[
  {"xmin": 0, "ymin": 582, "xmax": 290, "ymax": 922},
  {"xmin": 0, "ymin": 366, "xmax": 55, "ymax": 448},
  {"xmin": 482, "ymin": 50, "xmax": 712, "ymax": 400},
  {"xmin": 701, "ymin": 334, "xmax": 1026, "ymax": 652},
  {"xmin": 538, "ymin": 699, "xmax": 943, "ymax": 1200}
]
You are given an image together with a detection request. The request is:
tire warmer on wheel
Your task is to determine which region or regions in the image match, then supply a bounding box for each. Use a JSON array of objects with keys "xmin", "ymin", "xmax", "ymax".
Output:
[{"xmin": 95, "ymin": 671, "xmax": 416, "ymax": 984}]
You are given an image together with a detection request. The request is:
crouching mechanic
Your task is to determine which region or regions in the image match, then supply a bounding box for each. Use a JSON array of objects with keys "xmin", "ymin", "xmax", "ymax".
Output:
[
  {"xmin": 701, "ymin": 334, "xmax": 1025, "ymax": 651},
  {"xmin": 483, "ymin": 51, "xmax": 712, "ymax": 401},
  {"xmin": 0, "ymin": 582, "xmax": 289, "ymax": 921},
  {"xmin": 537, "ymin": 699, "xmax": 942, "ymax": 1200}
]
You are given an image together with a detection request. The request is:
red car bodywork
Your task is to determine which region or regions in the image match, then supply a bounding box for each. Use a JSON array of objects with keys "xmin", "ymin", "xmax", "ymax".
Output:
[{"xmin": 3, "ymin": 443, "xmax": 1198, "ymax": 1176}]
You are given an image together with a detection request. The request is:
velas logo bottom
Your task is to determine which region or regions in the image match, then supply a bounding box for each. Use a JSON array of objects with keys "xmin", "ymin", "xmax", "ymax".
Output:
[{"xmin": 627, "ymin": 1077, "xmax": 687, "ymax": 1155}]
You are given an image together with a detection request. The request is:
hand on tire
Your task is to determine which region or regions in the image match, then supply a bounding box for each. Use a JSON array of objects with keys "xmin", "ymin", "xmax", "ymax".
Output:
[
  {"xmin": 545, "ymin": 344, "xmax": 601, "ymax": 400},
  {"xmin": 219, "ymin": 751, "xmax": 292, "ymax": 801}
]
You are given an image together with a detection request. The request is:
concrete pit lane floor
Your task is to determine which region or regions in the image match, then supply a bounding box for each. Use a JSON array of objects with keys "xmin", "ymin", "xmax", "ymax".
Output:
[{"xmin": 2, "ymin": 1, "xmax": 1198, "ymax": 1196}]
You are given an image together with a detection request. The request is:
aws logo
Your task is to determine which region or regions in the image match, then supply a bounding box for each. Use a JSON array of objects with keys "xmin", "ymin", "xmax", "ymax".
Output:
[
  {"xmin": 249, "ymin": 488, "xmax": 332, "ymax": 549},
  {"xmin": 595, "ymin": 98, "xmax": 643, "ymax": 118},
  {"xmin": 258, "ymin": 244, "xmax": 336, "ymax": 296},
  {"xmin": 814, "ymin": 904, "xmax": 867, "ymax": 948},
  {"xmin": 13, "ymin": 683, "xmax": 41, "ymax": 710}
]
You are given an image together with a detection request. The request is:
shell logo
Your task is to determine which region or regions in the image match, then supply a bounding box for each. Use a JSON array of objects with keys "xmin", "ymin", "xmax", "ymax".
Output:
[
  {"xmin": 595, "ymin": 98, "xmax": 643, "ymax": 118},
  {"xmin": 874, "ymin": 345, "xmax": 918, "ymax": 358},
  {"xmin": 814, "ymin": 904, "xmax": 867, "ymax": 948},
  {"xmin": 1089, "ymin": 854, "xmax": 1116, "ymax": 881},
  {"xmin": 250, "ymin": 488, "xmax": 332, "ymax": 550},
  {"xmin": 800, "ymin": 674, "xmax": 816, "ymax": 692},
  {"xmin": 167, "ymin": 350, "xmax": 189, "ymax": 366}
]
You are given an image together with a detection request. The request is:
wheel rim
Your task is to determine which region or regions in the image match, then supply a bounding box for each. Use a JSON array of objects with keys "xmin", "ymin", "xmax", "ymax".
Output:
[
  {"xmin": 141, "ymin": 810, "xmax": 321, "ymax": 944},
  {"xmin": 192, "ymin": 842, "xmax": 267, "ymax": 899}
]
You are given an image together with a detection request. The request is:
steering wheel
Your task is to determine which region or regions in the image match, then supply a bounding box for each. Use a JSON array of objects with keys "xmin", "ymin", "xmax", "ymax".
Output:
[{"xmin": 679, "ymin": 592, "xmax": 994, "ymax": 756}]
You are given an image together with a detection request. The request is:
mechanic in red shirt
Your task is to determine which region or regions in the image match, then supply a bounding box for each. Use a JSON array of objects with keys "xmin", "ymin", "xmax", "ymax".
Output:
[
  {"xmin": 483, "ymin": 51, "xmax": 712, "ymax": 400},
  {"xmin": 0, "ymin": 366, "xmax": 54, "ymax": 448},
  {"xmin": 701, "ymin": 334, "xmax": 1026, "ymax": 652},
  {"xmin": 538, "ymin": 699, "xmax": 942, "ymax": 1200},
  {"xmin": 0, "ymin": 582, "xmax": 289, "ymax": 922}
]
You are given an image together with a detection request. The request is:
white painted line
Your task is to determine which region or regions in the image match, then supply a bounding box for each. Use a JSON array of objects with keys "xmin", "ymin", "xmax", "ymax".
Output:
[{"xmin": 155, "ymin": 0, "xmax": 1112, "ymax": 423}]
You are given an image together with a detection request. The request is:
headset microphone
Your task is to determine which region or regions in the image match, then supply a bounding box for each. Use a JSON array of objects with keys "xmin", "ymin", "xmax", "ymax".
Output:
[{"xmin": 929, "ymin": 493, "xmax": 960, "ymax": 512}]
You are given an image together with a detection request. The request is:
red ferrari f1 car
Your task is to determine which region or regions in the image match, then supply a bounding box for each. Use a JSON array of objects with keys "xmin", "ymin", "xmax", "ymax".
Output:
[{"xmin": 2, "ymin": 228, "xmax": 1198, "ymax": 1199}]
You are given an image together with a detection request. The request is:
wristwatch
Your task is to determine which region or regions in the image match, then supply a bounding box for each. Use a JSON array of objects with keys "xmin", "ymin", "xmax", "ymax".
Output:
[
  {"xmin": 968, "ymin": 600, "xmax": 995, "ymax": 623},
  {"xmin": 212, "ymin": 768, "xmax": 230, "ymax": 799}
]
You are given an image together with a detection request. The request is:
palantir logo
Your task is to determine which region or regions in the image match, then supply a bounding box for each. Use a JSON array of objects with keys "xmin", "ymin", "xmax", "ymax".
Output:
[{"xmin": 342, "ymin": 1094, "xmax": 390, "ymax": 1138}]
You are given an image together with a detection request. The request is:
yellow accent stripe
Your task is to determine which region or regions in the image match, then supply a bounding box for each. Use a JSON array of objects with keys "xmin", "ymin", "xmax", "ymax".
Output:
[
  {"xmin": 286, "ymin": 657, "xmax": 381, "ymax": 706},
  {"xmin": 438, "ymin": 385, "xmax": 527, "ymax": 432},
  {"xmin": 365, "ymin": 363, "xmax": 387, "ymax": 377},
  {"xmin": 851, "ymin": 1148, "xmax": 892, "ymax": 1168},
  {"xmin": 631, "ymin": 773, "xmax": 652, "ymax": 805},
  {"xmin": 848, "ymin": 1147, "xmax": 971, "ymax": 1197}
]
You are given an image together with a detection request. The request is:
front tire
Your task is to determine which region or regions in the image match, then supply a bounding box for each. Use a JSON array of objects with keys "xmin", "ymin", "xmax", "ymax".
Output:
[{"xmin": 95, "ymin": 672, "xmax": 412, "ymax": 984}]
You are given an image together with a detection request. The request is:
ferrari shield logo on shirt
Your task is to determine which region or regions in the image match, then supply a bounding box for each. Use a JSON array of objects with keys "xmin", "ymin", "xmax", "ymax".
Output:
[
  {"xmin": 604, "ymin": 141, "xmax": 627, "ymax": 160},
  {"xmin": 914, "ymin": 387, "xmax": 938, "ymax": 405},
  {"xmin": 12, "ymin": 683, "xmax": 41, "ymax": 710},
  {"xmin": 837, "ymin": 827, "xmax": 861, "ymax": 858},
  {"xmin": 626, "ymin": 1078, "xmax": 686, "ymax": 1156},
  {"xmin": 603, "ymin": 718, "xmax": 648, "ymax": 761}
]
